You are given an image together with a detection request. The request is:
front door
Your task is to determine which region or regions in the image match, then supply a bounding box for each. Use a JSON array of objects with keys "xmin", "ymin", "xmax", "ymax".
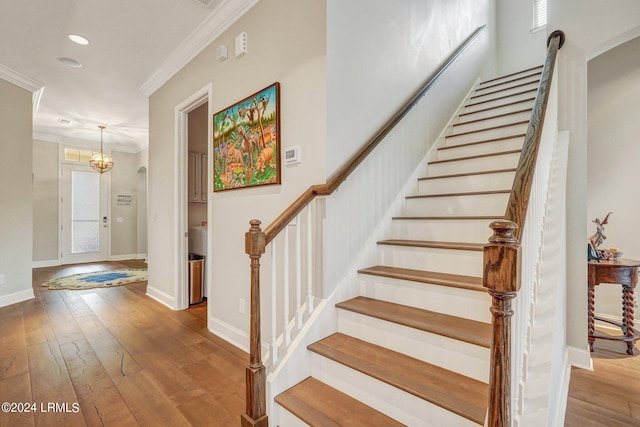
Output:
[{"xmin": 61, "ymin": 164, "xmax": 109, "ymax": 264}]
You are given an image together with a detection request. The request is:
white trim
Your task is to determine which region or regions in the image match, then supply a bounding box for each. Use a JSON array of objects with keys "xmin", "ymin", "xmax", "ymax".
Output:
[
  {"xmin": 0, "ymin": 289, "xmax": 35, "ymax": 308},
  {"xmin": 567, "ymin": 345, "xmax": 593, "ymax": 371},
  {"xmin": 109, "ymin": 253, "xmax": 142, "ymax": 262},
  {"xmin": 208, "ymin": 316, "xmax": 250, "ymax": 352},
  {"xmin": 550, "ymin": 349, "xmax": 572, "ymax": 427},
  {"xmin": 146, "ymin": 285, "xmax": 176, "ymax": 309},
  {"xmin": 174, "ymin": 84, "xmax": 213, "ymax": 311},
  {"xmin": 33, "ymin": 259, "xmax": 61, "ymax": 269},
  {"xmin": 0, "ymin": 64, "xmax": 43, "ymax": 93},
  {"xmin": 140, "ymin": 0, "xmax": 260, "ymax": 96}
]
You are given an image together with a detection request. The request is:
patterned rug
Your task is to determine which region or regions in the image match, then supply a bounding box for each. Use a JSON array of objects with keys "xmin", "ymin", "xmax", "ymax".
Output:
[{"xmin": 42, "ymin": 268, "xmax": 148, "ymax": 290}]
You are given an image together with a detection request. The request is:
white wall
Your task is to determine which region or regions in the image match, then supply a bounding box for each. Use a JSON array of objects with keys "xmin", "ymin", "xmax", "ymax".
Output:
[
  {"xmin": 549, "ymin": 0, "xmax": 640, "ymax": 363},
  {"xmin": 148, "ymin": 0, "xmax": 326, "ymax": 346},
  {"xmin": 0, "ymin": 78, "xmax": 34, "ymax": 307},
  {"xmin": 495, "ymin": 0, "xmax": 546, "ymax": 74},
  {"xmin": 587, "ymin": 36, "xmax": 640, "ymax": 317},
  {"xmin": 33, "ymin": 139, "xmax": 59, "ymax": 262},
  {"xmin": 324, "ymin": 0, "xmax": 496, "ymax": 295},
  {"xmin": 110, "ymin": 150, "xmax": 141, "ymax": 258}
]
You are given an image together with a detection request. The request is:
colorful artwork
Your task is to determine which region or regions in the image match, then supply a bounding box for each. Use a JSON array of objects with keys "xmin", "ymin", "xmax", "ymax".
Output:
[{"xmin": 213, "ymin": 83, "xmax": 281, "ymax": 191}]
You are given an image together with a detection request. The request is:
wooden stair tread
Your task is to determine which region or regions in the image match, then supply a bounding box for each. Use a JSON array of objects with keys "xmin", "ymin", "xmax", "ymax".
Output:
[
  {"xmin": 446, "ymin": 120, "xmax": 528, "ymax": 138},
  {"xmin": 439, "ymin": 133, "xmax": 525, "ymax": 151},
  {"xmin": 358, "ymin": 265, "xmax": 485, "ymax": 292},
  {"xmin": 418, "ymin": 168, "xmax": 517, "ymax": 181},
  {"xmin": 337, "ymin": 296, "xmax": 491, "ymax": 348},
  {"xmin": 459, "ymin": 99, "xmax": 535, "ymax": 119},
  {"xmin": 471, "ymin": 81, "xmax": 539, "ymax": 100},
  {"xmin": 476, "ymin": 72, "xmax": 541, "ymax": 92},
  {"xmin": 378, "ymin": 239, "xmax": 484, "ymax": 251},
  {"xmin": 406, "ymin": 189, "xmax": 510, "ymax": 199},
  {"xmin": 275, "ymin": 377, "xmax": 405, "ymax": 427},
  {"xmin": 479, "ymin": 65, "xmax": 543, "ymax": 86},
  {"xmin": 429, "ymin": 149, "xmax": 521, "ymax": 165},
  {"xmin": 308, "ymin": 333, "xmax": 488, "ymax": 425},
  {"xmin": 465, "ymin": 88, "xmax": 537, "ymax": 108},
  {"xmin": 453, "ymin": 108, "xmax": 532, "ymax": 128}
]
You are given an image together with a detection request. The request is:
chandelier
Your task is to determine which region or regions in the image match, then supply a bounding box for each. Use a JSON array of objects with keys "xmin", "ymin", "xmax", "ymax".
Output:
[{"xmin": 89, "ymin": 125, "xmax": 114, "ymax": 173}]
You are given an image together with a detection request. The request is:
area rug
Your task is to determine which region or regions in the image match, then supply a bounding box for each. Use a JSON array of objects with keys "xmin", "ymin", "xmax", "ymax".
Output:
[{"xmin": 42, "ymin": 268, "xmax": 148, "ymax": 290}]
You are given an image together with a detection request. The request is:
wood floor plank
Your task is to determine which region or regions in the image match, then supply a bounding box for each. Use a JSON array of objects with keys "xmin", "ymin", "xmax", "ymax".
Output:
[
  {"xmin": 0, "ymin": 306, "xmax": 29, "ymax": 381},
  {"xmin": 27, "ymin": 341, "xmax": 85, "ymax": 427},
  {"xmin": 0, "ymin": 372, "xmax": 35, "ymax": 427},
  {"xmin": 59, "ymin": 339, "xmax": 139, "ymax": 427}
]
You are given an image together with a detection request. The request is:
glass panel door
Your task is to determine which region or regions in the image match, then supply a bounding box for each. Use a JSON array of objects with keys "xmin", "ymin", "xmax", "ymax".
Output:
[{"xmin": 61, "ymin": 164, "xmax": 109, "ymax": 264}]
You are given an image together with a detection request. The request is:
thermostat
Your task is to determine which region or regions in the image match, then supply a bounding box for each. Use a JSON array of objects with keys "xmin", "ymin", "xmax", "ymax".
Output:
[{"xmin": 284, "ymin": 146, "xmax": 301, "ymax": 165}]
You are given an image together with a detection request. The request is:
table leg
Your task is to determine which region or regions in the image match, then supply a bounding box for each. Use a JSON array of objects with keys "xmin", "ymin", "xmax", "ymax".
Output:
[
  {"xmin": 588, "ymin": 284, "xmax": 595, "ymax": 352},
  {"xmin": 623, "ymin": 285, "xmax": 635, "ymax": 355}
]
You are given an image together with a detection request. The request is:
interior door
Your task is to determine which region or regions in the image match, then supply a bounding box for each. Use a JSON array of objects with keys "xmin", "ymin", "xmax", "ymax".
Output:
[{"xmin": 61, "ymin": 163, "xmax": 109, "ymax": 264}]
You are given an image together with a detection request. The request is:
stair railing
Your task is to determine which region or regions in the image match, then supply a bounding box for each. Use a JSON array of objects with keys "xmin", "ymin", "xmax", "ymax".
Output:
[
  {"xmin": 241, "ymin": 25, "xmax": 487, "ymax": 427},
  {"xmin": 483, "ymin": 30, "xmax": 565, "ymax": 426}
]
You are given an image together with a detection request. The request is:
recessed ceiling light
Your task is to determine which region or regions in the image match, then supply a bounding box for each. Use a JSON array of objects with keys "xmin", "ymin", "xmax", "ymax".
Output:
[
  {"xmin": 57, "ymin": 57, "xmax": 82, "ymax": 68},
  {"xmin": 57, "ymin": 118, "xmax": 73, "ymax": 126},
  {"xmin": 68, "ymin": 34, "xmax": 90, "ymax": 45}
]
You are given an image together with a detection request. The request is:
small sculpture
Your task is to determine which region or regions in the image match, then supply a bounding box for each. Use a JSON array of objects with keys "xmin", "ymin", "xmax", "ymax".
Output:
[{"xmin": 588, "ymin": 212, "xmax": 612, "ymax": 261}]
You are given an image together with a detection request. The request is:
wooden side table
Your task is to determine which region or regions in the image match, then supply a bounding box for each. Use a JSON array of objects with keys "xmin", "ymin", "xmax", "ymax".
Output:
[{"xmin": 588, "ymin": 259, "xmax": 640, "ymax": 355}]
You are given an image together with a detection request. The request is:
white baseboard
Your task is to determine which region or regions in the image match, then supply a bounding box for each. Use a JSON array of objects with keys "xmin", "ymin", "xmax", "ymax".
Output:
[
  {"xmin": 551, "ymin": 349, "xmax": 572, "ymax": 427},
  {"xmin": 208, "ymin": 316, "xmax": 249, "ymax": 353},
  {"xmin": 145, "ymin": 285, "xmax": 176, "ymax": 310},
  {"xmin": 0, "ymin": 289, "xmax": 35, "ymax": 308},
  {"xmin": 567, "ymin": 345, "xmax": 592, "ymax": 371},
  {"xmin": 110, "ymin": 253, "xmax": 142, "ymax": 262},
  {"xmin": 32, "ymin": 259, "xmax": 61, "ymax": 268}
]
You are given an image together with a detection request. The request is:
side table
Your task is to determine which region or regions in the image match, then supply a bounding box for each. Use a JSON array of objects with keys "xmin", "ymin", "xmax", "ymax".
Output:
[{"xmin": 588, "ymin": 259, "xmax": 640, "ymax": 355}]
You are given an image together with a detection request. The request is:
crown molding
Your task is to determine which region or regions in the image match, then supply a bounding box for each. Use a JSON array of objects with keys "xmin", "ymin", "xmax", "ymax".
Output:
[
  {"xmin": 0, "ymin": 64, "xmax": 43, "ymax": 93},
  {"xmin": 33, "ymin": 132, "xmax": 147, "ymax": 154},
  {"xmin": 140, "ymin": 0, "xmax": 260, "ymax": 97}
]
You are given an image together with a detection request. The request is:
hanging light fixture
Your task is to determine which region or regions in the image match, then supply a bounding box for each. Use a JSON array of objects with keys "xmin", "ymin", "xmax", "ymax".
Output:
[{"xmin": 89, "ymin": 125, "xmax": 114, "ymax": 173}]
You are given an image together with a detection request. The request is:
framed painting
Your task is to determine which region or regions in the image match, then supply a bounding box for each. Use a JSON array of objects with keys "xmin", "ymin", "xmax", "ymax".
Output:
[{"xmin": 212, "ymin": 82, "xmax": 281, "ymax": 191}]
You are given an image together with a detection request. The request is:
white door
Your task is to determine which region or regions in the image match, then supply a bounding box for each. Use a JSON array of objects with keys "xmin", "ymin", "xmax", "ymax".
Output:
[{"xmin": 61, "ymin": 164, "xmax": 109, "ymax": 264}]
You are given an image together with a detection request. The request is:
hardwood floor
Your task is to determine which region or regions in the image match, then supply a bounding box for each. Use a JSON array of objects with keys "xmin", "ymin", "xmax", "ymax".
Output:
[
  {"xmin": 0, "ymin": 261, "xmax": 247, "ymax": 427},
  {"xmin": 565, "ymin": 332, "xmax": 640, "ymax": 426}
]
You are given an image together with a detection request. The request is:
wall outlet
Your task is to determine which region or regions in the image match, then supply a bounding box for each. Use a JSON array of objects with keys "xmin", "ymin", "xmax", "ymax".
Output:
[
  {"xmin": 239, "ymin": 298, "xmax": 245, "ymax": 314},
  {"xmin": 0, "ymin": 274, "xmax": 4, "ymax": 285}
]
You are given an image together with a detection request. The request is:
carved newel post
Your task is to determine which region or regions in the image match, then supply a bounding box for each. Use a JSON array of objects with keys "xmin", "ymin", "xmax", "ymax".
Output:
[
  {"xmin": 483, "ymin": 220, "xmax": 521, "ymax": 427},
  {"xmin": 241, "ymin": 220, "xmax": 269, "ymax": 427}
]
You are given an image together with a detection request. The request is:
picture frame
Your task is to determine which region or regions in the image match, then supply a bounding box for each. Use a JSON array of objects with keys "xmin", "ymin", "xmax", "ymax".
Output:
[{"xmin": 212, "ymin": 82, "xmax": 281, "ymax": 191}]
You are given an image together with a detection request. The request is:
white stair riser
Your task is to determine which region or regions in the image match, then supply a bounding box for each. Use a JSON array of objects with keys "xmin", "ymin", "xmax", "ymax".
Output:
[
  {"xmin": 404, "ymin": 193, "xmax": 509, "ymax": 216},
  {"xmin": 452, "ymin": 110, "xmax": 531, "ymax": 135},
  {"xmin": 390, "ymin": 218, "xmax": 495, "ymax": 243},
  {"xmin": 310, "ymin": 353, "xmax": 480, "ymax": 427},
  {"xmin": 359, "ymin": 274, "xmax": 492, "ymax": 323},
  {"xmin": 418, "ymin": 171, "xmax": 516, "ymax": 194},
  {"xmin": 458, "ymin": 99, "xmax": 535, "ymax": 123},
  {"xmin": 427, "ymin": 152, "xmax": 521, "ymax": 176},
  {"xmin": 436, "ymin": 136, "xmax": 524, "ymax": 160},
  {"xmin": 475, "ymin": 75, "xmax": 540, "ymax": 95},
  {"xmin": 445, "ymin": 122, "xmax": 528, "ymax": 147},
  {"xmin": 377, "ymin": 245, "xmax": 483, "ymax": 276},
  {"xmin": 337, "ymin": 311, "xmax": 490, "ymax": 383},
  {"xmin": 276, "ymin": 407, "xmax": 311, "ymax": 427},
  {"xmin": 478, "ymin": 70, "xmax": 541, "ymax": 88},
  {"xmin": 464, "ymin": 91, "xmax": 537, "ymax": 113},
  {"xmin": 469, "ymin": 82, "xmax": 539, "ymax": 104}
]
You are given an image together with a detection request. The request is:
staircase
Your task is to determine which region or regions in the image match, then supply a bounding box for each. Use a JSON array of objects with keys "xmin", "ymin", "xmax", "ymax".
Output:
[{"xmin": 274, "ymin": 66, "xmax": 543, "ymax": 426}]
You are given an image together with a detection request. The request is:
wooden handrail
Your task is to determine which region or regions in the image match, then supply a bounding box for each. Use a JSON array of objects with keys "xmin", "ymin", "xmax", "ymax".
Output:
[
  {"xmin": 263, "ymin": 24, "xmax": 487, "ymax": 243},
  {"xmin": 504, "ymin": 30, "xmax": 565, "ymax": 241},
  {"xmin": 483, "ymin": 30, "xmax": 565, "ymax": 427}
]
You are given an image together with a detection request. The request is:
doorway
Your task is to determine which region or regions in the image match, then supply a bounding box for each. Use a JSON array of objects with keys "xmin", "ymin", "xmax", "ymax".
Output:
[
  {"xmin": 174, "ymin": 84, "xmax": 212, "ymax": 310},
  {"xmin": 60, "ymin": 163, "xmax": 109, "ymax": 264}
]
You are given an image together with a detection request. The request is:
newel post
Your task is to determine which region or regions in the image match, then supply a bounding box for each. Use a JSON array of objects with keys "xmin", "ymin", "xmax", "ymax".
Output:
[
  {"xmin": 241, "ymin": 220, "xmax": 269, "ymax": 427},
  {"xmin": 483, "ymin": 220, "xmax": 521, "ymax": 427}
]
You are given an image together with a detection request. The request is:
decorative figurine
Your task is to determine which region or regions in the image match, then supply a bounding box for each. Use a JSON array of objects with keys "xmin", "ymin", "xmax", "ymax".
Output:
[{"xmin": 587, "ymin": 212, "xmax": 612, "ymax": 261}]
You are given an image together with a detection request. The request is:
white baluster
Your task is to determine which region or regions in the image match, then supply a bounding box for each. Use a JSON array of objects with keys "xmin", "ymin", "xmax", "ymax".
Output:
[
  {"xmin": 270, "ymin": 240, "xmax": 278, "ymax": 365},
  {"xmin": 295, "ymin": 214, "xmax": 303, "ymax": 329},
  {"xmin": 307, "ymin": 201, "xmax": 314, "ymax": 313},
  {"xmin": 283, "ymin": 225, "xmax": 291, "ymax": 346}
]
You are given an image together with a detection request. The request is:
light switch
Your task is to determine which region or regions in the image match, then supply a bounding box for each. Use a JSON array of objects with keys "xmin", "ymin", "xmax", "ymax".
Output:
[{"xmin": 116, "ymin": 217, "xmax": 123, "ymax": 223}]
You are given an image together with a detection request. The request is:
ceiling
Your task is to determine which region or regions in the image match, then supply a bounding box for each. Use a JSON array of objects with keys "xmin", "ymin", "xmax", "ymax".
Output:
[{"xmin": 0, "ymin": 0, "xmax": 256, "ymax": 153}]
